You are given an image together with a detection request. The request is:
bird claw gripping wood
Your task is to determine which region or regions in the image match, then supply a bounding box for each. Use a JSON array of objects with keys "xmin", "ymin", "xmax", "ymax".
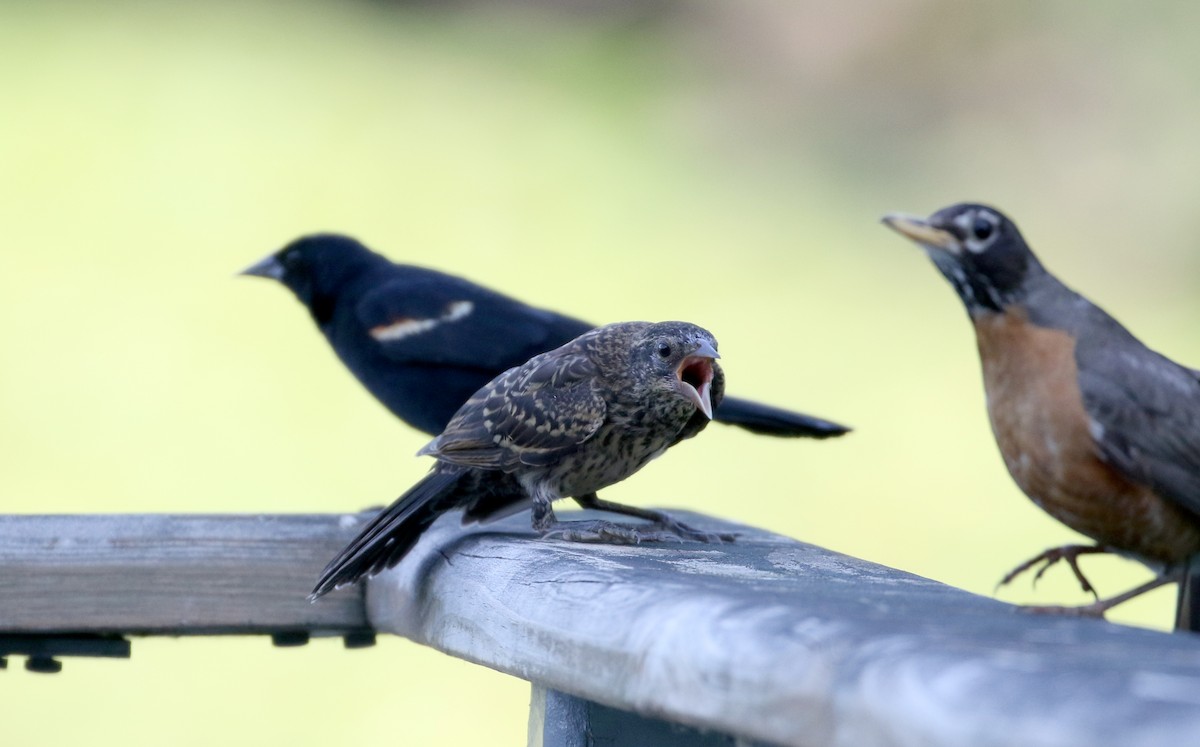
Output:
[
  {"xmin": 996, "ymin": 544, "xmax": 1109, "ymax": 599},
  {"xmin": 1017, "ymin": 568, "xmax": 1183, "ymax": 620},
  {"xmin": 540, "ymin": 518, "xmax": 735, "ymax": 546},
  {"xmin": 649, "ymin": 515, "xmax": 738, "ymax": 544}
]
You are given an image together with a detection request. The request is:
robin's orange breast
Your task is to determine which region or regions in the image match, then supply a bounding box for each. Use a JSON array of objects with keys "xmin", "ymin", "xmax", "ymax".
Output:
[{"xmin": 974, "ymin": 308, "xmax": 1200, "ymax": 565}]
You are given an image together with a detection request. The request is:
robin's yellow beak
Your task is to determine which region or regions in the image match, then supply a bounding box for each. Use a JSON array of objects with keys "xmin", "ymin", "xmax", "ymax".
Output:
[{"xmin": 882, "ymin": 213, "xmax": 962, "ymax": 256}]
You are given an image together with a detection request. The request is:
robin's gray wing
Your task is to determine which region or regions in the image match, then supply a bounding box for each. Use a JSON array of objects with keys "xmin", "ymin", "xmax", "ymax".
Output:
[
  {"xmin": 1077, "ymin": 338, "xmax": 1200, "ymax": 518},
  {"xmin": 418, "ymin": 341, "xmax": 607, "ymax": 472}
]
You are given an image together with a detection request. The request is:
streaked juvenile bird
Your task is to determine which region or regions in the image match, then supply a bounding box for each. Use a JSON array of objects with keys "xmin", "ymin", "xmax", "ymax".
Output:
[
  {"xmin": 241, "ymin": 233, "xmax": 848, "ymax": 439},
  {"xmin": 884, "ymin": 203, "xmax": 1200, "ymax": 618},
  {"xmin": 310, "ymin": 320, "xmax": 728, "ymax": 599}
]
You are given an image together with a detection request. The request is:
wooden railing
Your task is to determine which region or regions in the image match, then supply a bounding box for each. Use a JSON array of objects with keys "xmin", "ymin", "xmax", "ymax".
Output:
[{"xmin": 3, "ymin": 511, "xmax": 1200, "ymax": 746}]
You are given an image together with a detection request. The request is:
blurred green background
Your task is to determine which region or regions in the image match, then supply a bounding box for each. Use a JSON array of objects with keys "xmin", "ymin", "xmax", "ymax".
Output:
[{"xmin": 5, "ymin": 1, "xmax": 1200, "ymax": 743}]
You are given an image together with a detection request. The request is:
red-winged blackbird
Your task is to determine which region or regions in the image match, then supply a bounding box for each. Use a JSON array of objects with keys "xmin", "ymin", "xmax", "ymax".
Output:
[
  {"xmin": 242, "ymin": 233, "xmax": 848, "ymax": 439},
  {"xmin": 885, "ymin": 203, "xmax": 1200, "ymax": 617},
  {"xmin": 310, "ymin": 320, "xmax": 728, "ymax": 599}
]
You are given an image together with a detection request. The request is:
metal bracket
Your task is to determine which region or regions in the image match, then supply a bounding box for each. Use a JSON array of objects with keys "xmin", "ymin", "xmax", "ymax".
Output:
[{"xmin": 0, "ymin": 634, "xmax": 132, "ymax": 674}]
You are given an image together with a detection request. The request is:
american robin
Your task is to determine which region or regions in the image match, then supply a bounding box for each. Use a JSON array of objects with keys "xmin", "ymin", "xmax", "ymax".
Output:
[
  {"xmin": 311, "ymin": 320, "xmax": 729, "ymax": 598},
  {"xmin": 241, "ymin": 234, "xmax": 849, "ymax": 439},
  {"xmin": 884, "ymin": 203, "xmax": 1200, "ymax": 618}
]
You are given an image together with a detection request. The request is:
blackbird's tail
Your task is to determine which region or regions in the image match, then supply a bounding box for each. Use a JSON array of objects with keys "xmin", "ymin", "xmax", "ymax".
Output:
[
  {"xmin": 713, "ymin": 396, "xmax": 850, "ymax": 439},
  {"xmin": 309, "ymin": 466, "xmax": 467, "ymax": 600}
]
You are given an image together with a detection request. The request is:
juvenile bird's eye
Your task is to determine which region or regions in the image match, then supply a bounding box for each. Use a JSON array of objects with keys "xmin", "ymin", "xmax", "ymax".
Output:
[
  {"xmin": 657, "ymin": 342, "xmax": 672, "ymax": 358},
  {"xmin": 972, "ymin": 217, "xmax": 994, "ymax": 241}
]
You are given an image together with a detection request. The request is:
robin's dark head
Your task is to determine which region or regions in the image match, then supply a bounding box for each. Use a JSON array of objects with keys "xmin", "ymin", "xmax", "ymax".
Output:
[
  {"xmin": 241, "ymin": 234, "xmax": 387, "ymax": 323},
  {"xmin": 626, "ymin": 321, "xmax": 722, "ymax": 420},
  {"xmin": 882, "ymin": 203, "xmax": 1044, "ymax": 316}
]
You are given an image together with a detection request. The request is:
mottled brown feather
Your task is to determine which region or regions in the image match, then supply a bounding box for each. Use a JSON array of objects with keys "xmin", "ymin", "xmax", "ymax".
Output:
[{"xmin": 418, "ymin": 323, "xmax": 662, "ymax": 473}]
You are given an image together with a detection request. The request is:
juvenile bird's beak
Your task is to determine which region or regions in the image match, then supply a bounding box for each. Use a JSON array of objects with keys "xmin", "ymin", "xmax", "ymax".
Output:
[
  {"xmin": 676, "ymin": 340, "xmax": 719, "ymax": 419},
  {"xmin": 239, "ymin": 254, "xmax": 286, "ymax": 280},
  {"xmin": 881, "ymin": 213, "xmax": 962, "ymax": 256}
]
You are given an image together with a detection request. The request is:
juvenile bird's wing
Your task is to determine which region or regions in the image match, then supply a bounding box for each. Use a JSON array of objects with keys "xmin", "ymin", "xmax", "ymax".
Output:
[
  {"xmin": 1078, "ymin": 339, "xmax": 1200, "ymax": 518},
  {"xmin": 309, "ymin": 465, "xmax": 468, "ymax": 599},
  {"xmin": 355, "ymin": 273, "xmax": 591, "ymax": 370},
  {"xmin": 421, "ymin": 339, "xmax": 608, "ymax": 472}
]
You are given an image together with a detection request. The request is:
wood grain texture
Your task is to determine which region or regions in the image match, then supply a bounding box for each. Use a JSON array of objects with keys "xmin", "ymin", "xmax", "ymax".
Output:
[
  {"xmin": 368, "ymin": 510, "xmax": 1200, "ymax": 747},
  {"xmin": 0, "ymin": 514, "xmax": 367, "ymax": 633}
]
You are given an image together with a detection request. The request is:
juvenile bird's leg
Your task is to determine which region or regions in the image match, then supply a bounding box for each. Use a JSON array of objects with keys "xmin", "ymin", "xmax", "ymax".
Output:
[
  {"xmin": 996, "ymin": 544, "xmax": 1111, "ymax": 598},
  {"xmin": 529, "ymin": 487, "xmax": 731, "ymax": 545},
  {"xmin": 1021, "ymin": 567, "xmax": 1184, "ymax": 618},
  {"xmin": 572, "ymin": 493, "xmax": 737, "ymax": 543}
]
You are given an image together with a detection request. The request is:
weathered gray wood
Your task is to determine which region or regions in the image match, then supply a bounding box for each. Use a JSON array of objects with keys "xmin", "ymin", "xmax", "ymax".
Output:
[
  {"xmin": 368, "ymin": 509, "xmax": 1200, "ymax": 747},
  {"xmin": 0, "ymin": 514, "xmax": 366, "ymax": 634},
  {"xmin": 7, "ymin": 510, "xmax": 1200, "ymax": 745}
]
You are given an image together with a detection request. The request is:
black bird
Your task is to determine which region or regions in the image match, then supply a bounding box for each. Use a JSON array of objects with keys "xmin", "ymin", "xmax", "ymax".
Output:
[
  {"xmin": 241, "ymin": 233, "xmax": 848, "ymax": 439},
  {"xmin": 885, "ymin": 203, "xmax": 1200, "ymax": 618},
  {"xmin": 310, "ymin": 320, "xmax": 729, "ymax": 598}
]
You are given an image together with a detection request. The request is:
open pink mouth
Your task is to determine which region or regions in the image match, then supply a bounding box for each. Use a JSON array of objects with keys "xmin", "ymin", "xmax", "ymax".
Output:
[{"xmin": 677, "ymin": 355, "xmax": 716, "ymax": 419}]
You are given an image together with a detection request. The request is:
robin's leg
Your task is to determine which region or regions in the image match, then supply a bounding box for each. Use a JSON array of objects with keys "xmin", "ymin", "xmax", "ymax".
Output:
[
  {"xmin": 996, "ymin": 544, "xmax": 1111, "ymax": 598},
  {"xmin": 1021, "ymin": 567, "xmax": 1184, "ymax": 618},
  {"xmin": 529, "ymin": 489, "xmax": 732, "ymax": 544}
]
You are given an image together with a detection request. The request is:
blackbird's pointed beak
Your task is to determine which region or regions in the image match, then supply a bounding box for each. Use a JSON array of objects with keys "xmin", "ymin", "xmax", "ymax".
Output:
[
  {"xmin": 677, "ymin": 341, "xmax": 719, "ymax": 419},
  {"xmin": 240, "ymin": 254, "xmax": 285, "ymax": 280},
  {"xmin": 882, "ymin": 213, "xmax": 962, "ymax": 256}
]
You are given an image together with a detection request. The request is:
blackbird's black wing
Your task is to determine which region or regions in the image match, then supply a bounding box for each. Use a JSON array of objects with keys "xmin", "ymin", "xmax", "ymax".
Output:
[
  {"xmin": 713, "ymin": 395, "xmax": 848, "ymax": 438},
  {"xmin": 1077, "ymin": 336, "xmax": 1200, "ymax": 518},
  {"xmin": 355, "ymin": 272, "xmax": 591, "ymax": 371},
  {"xmin": 420, "ymin": 337, "xmax": 609, "ymax": 472}
]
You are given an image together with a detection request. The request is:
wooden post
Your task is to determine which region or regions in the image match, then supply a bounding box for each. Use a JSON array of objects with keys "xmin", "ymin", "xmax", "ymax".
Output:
[{"xmin": 528, "ymin": 685, "xmax": 763, "ymax": 747}]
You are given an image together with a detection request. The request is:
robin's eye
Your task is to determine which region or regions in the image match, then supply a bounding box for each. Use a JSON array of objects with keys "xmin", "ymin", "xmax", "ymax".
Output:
[
  {"xmin": 972, "ymin": 217, "xmax": 994, "ymax": 241},
  {"xmin": 657, "ymin": 342, "xmax": 672, "ymax": 358}
]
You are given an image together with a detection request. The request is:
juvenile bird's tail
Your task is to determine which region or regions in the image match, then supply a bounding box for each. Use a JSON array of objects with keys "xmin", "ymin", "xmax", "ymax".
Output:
[
  {"xmin": 714, "ymin": 396, "xmax": 850, "ymax": 438},
  {"xmin": 309, "ymin": 466, "xmax": 467, "ymax": 600}
]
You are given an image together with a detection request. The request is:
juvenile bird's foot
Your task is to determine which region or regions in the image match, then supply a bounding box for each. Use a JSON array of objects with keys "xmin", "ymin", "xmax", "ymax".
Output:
[
  {"xmin": 534, "ymin": 494, "xmax": 736, "ymax": 546},
  {"xmin": 538, "ymin": 518, "xmax": 735, "ymax": 546},
  {"xmin": 541, "ymin": 519, "xmax": 687, "ymax": 545},
  {"xmin": 647, "ymin": 514, "xmax": 738, "ymax": 543},
  {"xmin": 570, "ymin": 493, "xmax": 737, "ymax": 543},
  {"xmin": 996, "ymin": 544, "xmax": 1110, "ymax": 598}
]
